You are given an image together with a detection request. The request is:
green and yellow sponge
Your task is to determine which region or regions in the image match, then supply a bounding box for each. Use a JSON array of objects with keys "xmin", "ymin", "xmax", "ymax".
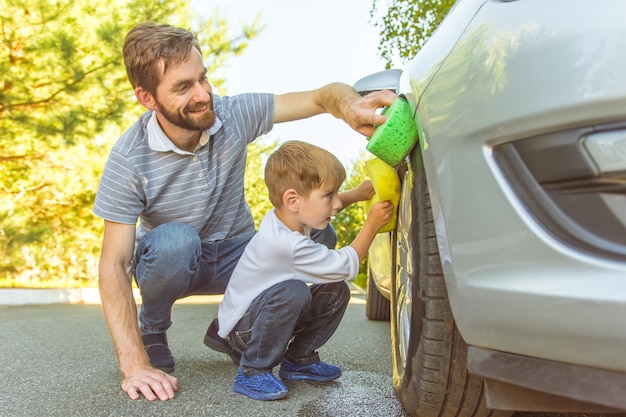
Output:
[
  {"xmin": 366, "ymin": 97, "xmax": 418, "ymax": 166},
  {"xmin": 364, "ymin": 157, "xmax": 401, "ymax": 233}
]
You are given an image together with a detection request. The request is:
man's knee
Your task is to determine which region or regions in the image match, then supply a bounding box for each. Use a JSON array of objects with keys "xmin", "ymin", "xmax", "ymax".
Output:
[
  {"xmin": 145, "ymin": 223, "xmax": 201, "ymax": 258},
  {"xmin": 310, "ymin": 225, "xmax": 337, "ymax": 249},
  {"xmin": 133, "ymin": 223, "xmax": 201, "ymax": 290}
]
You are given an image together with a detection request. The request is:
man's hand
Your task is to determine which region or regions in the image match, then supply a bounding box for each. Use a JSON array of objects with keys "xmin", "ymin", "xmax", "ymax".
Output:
[
  {"xmin": 344, "ymin": 89, "xmax": 398, "ymax": 137},
  {"xmin": 121, "ymin": 365, "xmax": 179, "ymax": 401},
  {"xmin": 274, "ymin": 84, "xmax": 397, "ymax": 137}
]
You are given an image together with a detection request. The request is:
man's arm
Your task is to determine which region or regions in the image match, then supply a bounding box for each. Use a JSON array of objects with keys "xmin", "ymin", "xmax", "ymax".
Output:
[
  {"xmin": 274, "ymin": 83, "xmax": 397, "ymax": 137},
  {"xmin": 98, "ymin": 220, "xmax": 178, "ymax": 401}
]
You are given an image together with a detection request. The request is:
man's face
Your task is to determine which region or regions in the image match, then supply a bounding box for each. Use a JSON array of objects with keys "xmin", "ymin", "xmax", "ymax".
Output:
[{"xmin": 153, "ymin": 48, "xmax": 216, "ymax": 133}]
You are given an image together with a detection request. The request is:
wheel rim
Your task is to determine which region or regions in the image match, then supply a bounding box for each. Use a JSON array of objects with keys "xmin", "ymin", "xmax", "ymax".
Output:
[{"xmin": 396, "ymin": 170, "xmax": 414, "ymax": 372}]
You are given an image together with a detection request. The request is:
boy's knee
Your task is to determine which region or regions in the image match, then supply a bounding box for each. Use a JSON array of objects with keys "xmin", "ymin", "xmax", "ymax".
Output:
[
  {"xmin": 330, "ymin": 281, "xmax": 351, "ymax": 305},
  {"xmin": 275, "ymin": 280, "xmax": 311, "ymax": 309},
  {"xmin": 285, "ymin": 280, "xmax": 311, "ymax": 297},
  {"xmin": 312, "ymin": 281, "xmax": 351, "ymax": 306}
]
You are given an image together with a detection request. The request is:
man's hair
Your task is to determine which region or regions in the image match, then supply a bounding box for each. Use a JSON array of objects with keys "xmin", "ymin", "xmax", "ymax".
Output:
[
  {"xmin": 123, "ymin": 22, "xmax": 202, "ymax": 96},
  {"xmin": 265, "ymin": 140, "xmax": 346, "ymax": 208}
]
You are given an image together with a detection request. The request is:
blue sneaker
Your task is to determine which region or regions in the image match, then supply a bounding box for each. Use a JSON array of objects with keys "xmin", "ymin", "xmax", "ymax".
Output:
[
  {"xmin": 232, "ymin": 369, "xmax": 288, "ymax": 401},
  {"xmin": 278, "ymin": 359, "xmax": 342, "ymax": 382}
]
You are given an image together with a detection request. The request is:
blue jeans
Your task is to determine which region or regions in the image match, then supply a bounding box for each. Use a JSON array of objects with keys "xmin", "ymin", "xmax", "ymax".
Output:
[
  {"xmin": 132, "ymin": 222, "xmax": 337, "ymax": 335},
  {"xmin": 228, "ymin": 280, "xmax": 351, "ymax": 376}
]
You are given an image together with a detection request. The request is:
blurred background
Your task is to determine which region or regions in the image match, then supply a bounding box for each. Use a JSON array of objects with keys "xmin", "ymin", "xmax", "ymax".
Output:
[{"xmin": 0, "ymin": 0, "xmax": 451, "ymax": 288}]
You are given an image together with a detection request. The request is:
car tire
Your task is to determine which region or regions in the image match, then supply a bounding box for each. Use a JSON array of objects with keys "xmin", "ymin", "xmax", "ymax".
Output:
[
  {"xmin": 391, "ymin": 154, "xmax": 512, "ymax": 417},
  {"xmin": 365, "ymin": 268, "xmax": 390, "ymax": 321}
]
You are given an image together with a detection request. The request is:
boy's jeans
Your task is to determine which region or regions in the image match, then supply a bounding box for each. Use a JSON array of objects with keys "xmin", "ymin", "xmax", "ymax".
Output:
[
  {"xmin": 131, "ymin": 222, "xmax": 337, "ymax": 335},
  {"xmin": 228, "ymin": 279, "xmax": 351, "ymax": 376}
]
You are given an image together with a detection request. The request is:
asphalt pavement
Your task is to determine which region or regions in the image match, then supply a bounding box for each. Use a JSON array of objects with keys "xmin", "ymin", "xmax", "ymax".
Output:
[{"xmin": 0, "ymin": 290, "xmax": 407, "ymax": 417}]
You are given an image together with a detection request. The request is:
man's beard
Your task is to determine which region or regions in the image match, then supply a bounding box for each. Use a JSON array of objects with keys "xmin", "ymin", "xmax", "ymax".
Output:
[{"xmin": 157, "ymin": 98, "xmax": 216, "ymax": 132}]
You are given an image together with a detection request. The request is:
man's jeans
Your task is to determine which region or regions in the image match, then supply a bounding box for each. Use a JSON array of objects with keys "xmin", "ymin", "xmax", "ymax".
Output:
[
  {"xmin": 131, "ymin": 222, "xmax": 337, "ymax": 335},
  {"xmin": 228, "ymin": 280, "xmax": 351, "ymax": 376}
]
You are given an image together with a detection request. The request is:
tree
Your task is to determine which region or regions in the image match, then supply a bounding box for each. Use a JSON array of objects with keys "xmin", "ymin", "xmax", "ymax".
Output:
[
  {"xmin": 370, "ymin": 0, "xmax": 456, "ymax": 67},
  {"xmin": 0, "ymin": 0, "xmax": 262, "ymax": 285},
  {"xmin": 334, "ymin": 152, "xmax": 371, "ymax": 286},
  {"xmin": 244, "ymin": 136, "xmax": 277, "ymax": 229}
]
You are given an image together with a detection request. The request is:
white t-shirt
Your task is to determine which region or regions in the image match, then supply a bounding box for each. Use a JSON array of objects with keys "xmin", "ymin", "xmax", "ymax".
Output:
[
  {"xmin": 93, "ymin": 93, "xmax": 273, "ymax": 243},
  {"xmin": 217, "ymin": 209, "xmax": 360, "ymax": 338}
]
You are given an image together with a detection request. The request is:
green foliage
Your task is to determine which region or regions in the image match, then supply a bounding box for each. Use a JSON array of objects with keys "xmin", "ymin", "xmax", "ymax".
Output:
[
  {"xmin": 334, "ymin": 153, "xmax": 369, "ymax": 249},
  {"xmin": 244, "ymin": 136, "xmax": 277, "ymax": 229},
  {"xmin": 0, "ymin": 0, "xmax": 262, "ymax": 286},
  {"xmin": 0, "ymin": 0, "xmax": 376, "ymax": 288},
  {"xmin": 0, "ymin": 143, "xmax": 107, "ymax": 286},
  {"xmin": 334, "ymin": 151, "xmax": 371, "ymax": 285},
  {"xmin": 371, "ymin": 0, "xmax": 456, "ymax": 67}
]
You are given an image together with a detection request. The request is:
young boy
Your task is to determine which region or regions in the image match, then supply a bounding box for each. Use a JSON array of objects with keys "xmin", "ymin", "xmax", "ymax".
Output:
[{"xmin": 210, "ymin": 140, "xmax": 393, "ymax": 401}]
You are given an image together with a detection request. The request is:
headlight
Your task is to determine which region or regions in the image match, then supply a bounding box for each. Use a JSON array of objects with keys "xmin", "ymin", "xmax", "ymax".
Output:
[{"xmin": 583, "ymin": 130, "xmax": 626, "ymax": 175}]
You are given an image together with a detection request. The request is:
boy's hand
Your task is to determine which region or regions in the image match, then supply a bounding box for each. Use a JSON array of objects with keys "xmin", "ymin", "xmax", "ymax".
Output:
[
  {"xmin": 338, "ymin": 179, "xmax": 375, "ymax": 211},
  {"xmin": 354, "ymin": 179, "xmax": 375, "ymax": 202},
  {"xmin": 367, "ymin": 200, "xmax": 394, "ymax": 230}
]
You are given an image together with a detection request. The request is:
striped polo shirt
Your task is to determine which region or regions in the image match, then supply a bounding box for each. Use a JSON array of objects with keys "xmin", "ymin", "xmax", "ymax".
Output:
[{"xmin": 93, "ymin": 93, "xmax": 274, "ymax": 243}]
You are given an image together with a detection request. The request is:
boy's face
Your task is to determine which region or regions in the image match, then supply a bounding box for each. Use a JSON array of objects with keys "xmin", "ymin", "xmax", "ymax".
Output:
[{"xmin": 297, "ymin": 186, "xmax": 343, "ymax": 231}]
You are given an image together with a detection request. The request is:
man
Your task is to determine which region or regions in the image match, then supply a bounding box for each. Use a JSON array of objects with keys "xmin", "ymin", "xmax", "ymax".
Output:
[{"xmin": 93, "ymin": 21, "xmax": 396, "ymax": 402}]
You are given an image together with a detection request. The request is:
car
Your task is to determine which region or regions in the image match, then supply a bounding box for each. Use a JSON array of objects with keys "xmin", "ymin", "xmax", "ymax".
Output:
[{"xmin": 354, "ymin": 0, "xmax": 626, "ymax": 416}]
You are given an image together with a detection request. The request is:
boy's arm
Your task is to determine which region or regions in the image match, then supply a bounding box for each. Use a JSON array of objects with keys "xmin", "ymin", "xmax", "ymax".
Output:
[
  {"xmin": 338, "ymin": 179, "xmax": 375, "ymax": 211},
  {"xmin": 350, "ymin": 200, "xmax": 393, "ymax": 261}
]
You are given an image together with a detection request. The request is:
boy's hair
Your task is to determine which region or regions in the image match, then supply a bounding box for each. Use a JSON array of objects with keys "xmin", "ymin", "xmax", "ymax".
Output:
[
  {"xmin": 123, "ymin": 22, "xmax": 202, "ymax": 96},
  {"xmin": 265, "ymin": 141, "xmax": 346, "ymax": 208}
]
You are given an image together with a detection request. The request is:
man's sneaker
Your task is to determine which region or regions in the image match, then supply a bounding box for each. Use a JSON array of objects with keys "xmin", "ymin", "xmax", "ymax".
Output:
[
  {"xmin": 203, "ymin": 318, "xmax": 241, "ymax": 364},
  {"xmin": 232, "ymin": 369, "xmax": 288, "ymax": 401},
  {"xmin": 141, "ymin": 333, "xmax": 174, "ymax": 373},
  {"xmin": 278, "ymin": 359, "xmax": 341, "ymax": 382}
]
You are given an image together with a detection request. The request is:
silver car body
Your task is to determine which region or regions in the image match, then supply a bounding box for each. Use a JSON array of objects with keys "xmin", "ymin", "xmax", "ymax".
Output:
[
  {"xmin": 419, "ymin": 0, "xmax": 626, "ymax": 368},
  {"xmin": 364, "ymin": 0, "xmax": 626, "ymax": 411}
]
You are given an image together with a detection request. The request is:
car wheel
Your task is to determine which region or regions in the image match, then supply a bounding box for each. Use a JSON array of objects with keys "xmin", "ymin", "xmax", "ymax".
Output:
[
  {"xmin": 365, "ymin": 267, "xmax": 390, "ymax": 321},
  {"xmin": 391, "ymin": 154, "xmax": 512, "ymax": 417}
]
